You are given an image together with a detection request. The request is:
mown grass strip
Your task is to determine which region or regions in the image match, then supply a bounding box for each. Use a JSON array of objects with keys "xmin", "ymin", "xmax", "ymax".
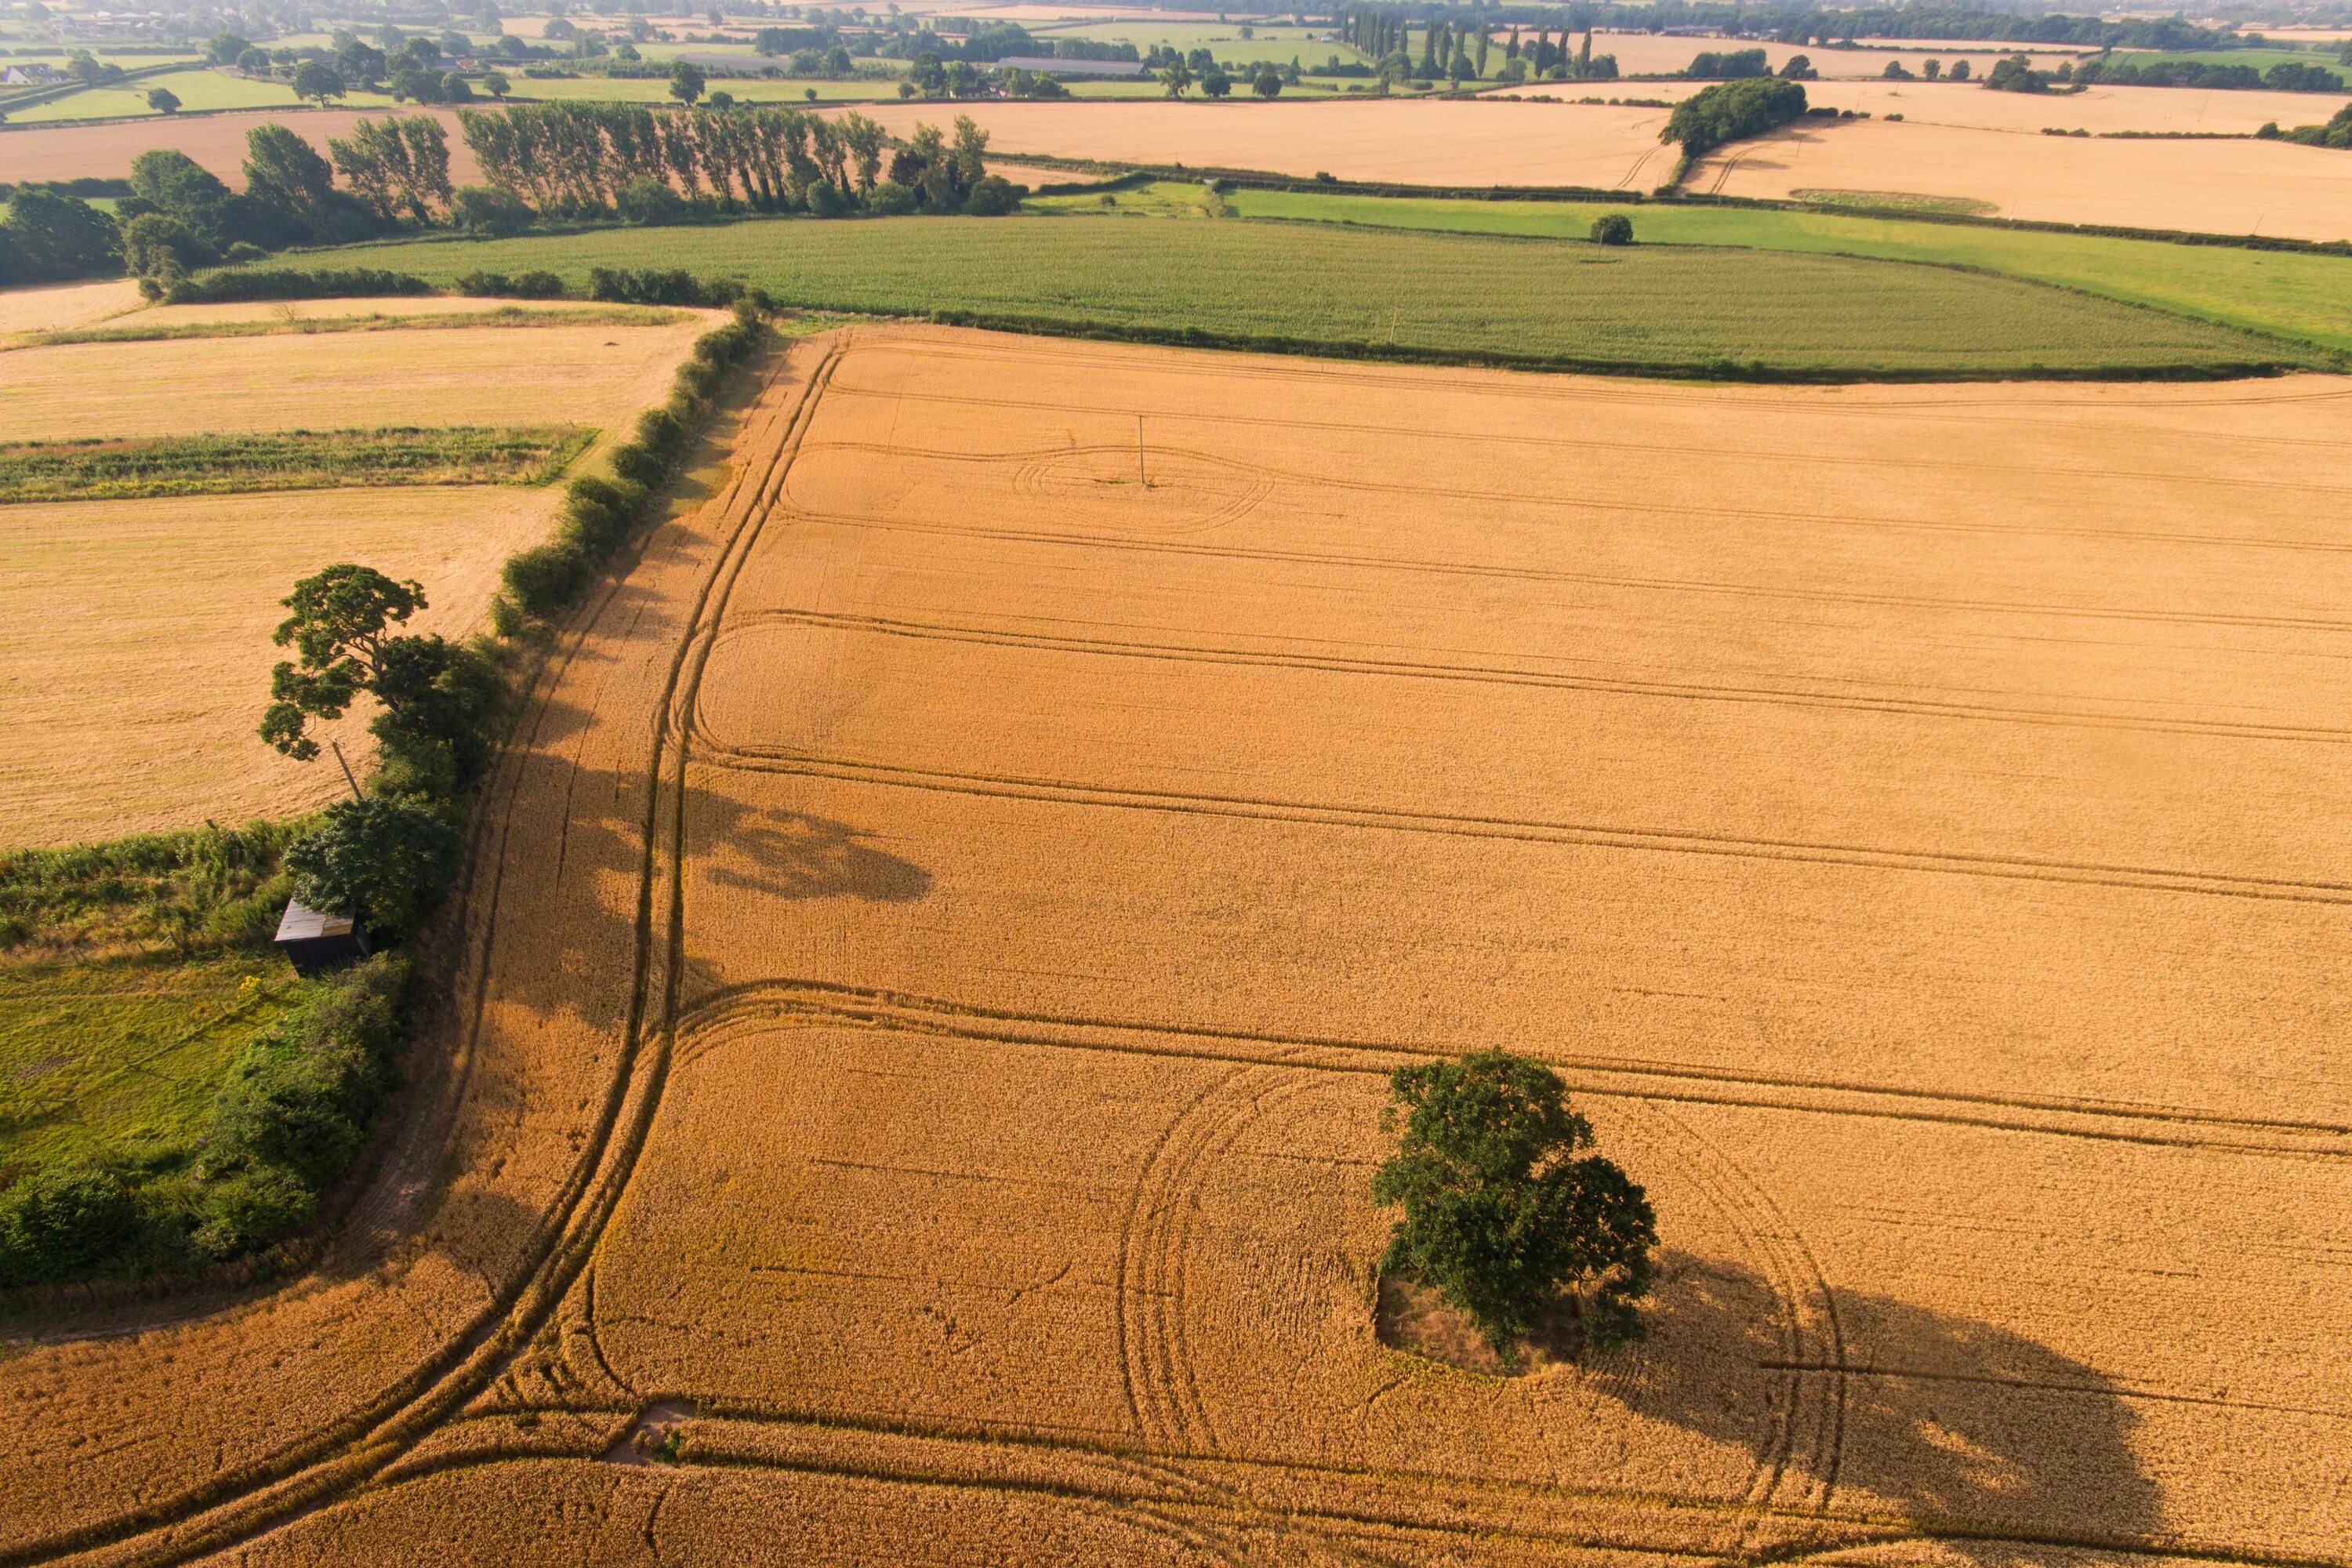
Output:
[
  {"xmin": 23, "ymin": 304, "xmax": 695, "ymax": 349},
  {"xmin": 0, "ymin": 426, "xmax": 596, "ymax": 503},
  {"xmin": 245, "ymin": 214, "xmax": 2323, "ymax": 379}
]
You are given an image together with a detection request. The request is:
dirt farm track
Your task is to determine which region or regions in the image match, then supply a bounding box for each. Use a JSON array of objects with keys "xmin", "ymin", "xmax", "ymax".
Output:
[{"xmin": 5, "ymin": 328, "xmax": 2350, "ymax": 1566}]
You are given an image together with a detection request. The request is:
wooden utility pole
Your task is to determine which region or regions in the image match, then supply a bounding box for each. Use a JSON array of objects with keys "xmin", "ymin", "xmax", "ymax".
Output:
[{"xmin": 329, "ymin": 740, "xmax": 365, "ymax": 801}]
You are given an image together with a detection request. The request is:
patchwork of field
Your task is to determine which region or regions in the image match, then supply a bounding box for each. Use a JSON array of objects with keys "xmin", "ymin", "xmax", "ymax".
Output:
[
  {"xmin": 1693, "ymin": 117, "xmax": 2352, "ymax": 240},
  {"xmin": 1572, "ymin": 30, "xmax": 2089, "ymax": 78},
  {"xmin": 0, "ymin": 298, "xmax": 719, "ymax": 847},
  {"xmin": 9, "ymin": 327, "xmax": 2339, "ymax": 1565},
  {"xmin": 1517, "ymin": 76, "xmax": 2352, "ymax": 136},
  {"xmin": 847, "ymin": 98, "xmax": 1682, "ymax": 188}
]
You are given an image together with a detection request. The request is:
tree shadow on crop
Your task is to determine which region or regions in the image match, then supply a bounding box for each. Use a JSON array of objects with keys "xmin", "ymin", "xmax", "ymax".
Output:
[
  {"xmin": 694, "ymin": 806, "xmax": 931, "ymax": 905},
  {"xmin": 1600, "ymin": 1249, "xmax": 2167, "ymax": 1548}
]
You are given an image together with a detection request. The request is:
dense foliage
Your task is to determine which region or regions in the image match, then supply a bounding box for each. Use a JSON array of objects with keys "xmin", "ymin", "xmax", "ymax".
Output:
[
  {"xmin": 2077, "ymin": 53, "xmax": 2345, "ymax": 92},
  {"xmin": 2266, "ymin": 103, "xmax": 2352, "ymax": 149},
  {"xmin": 1372, "ymin": 1051, "xmax": 1657, "ymax": 1360},
  {"xmin": 0, "ymin": 954, "xmax": 412, "ymax": 1289},
  {"xmin": 1662, "ymin": 76, "xmax": 1809, "ymax": 157}
]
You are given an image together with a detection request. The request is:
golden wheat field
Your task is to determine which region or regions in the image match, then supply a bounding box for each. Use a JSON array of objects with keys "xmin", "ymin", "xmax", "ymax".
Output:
[
  {"xmin": 11, "ymin": 328, "xmax": 2343, "ymax": 1566},
  {"xmin": 1533, "ymin": 76, "xmax": 2352, "ymax": 135},
  {"xmin": 1692, "ymin": 116, "xmax": 2352, "ymax": 238},
  {"xmin": 0, "ymin": 107, "xmax": 481, "ymax": 188},
  {"xmin": 850, "ymin": 98, "xmax": 1682, "ymax": 188},
  {"xmin": 0, "ymin": 305, "xmax": 719, "ymax": 847}
]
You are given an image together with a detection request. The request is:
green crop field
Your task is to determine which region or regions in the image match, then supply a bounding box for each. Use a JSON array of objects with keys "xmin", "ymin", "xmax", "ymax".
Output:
[
  {"xmin": 508, "ymin": 73, "xmax": 895, "ymax": 104},
  {"xmin": 260, "ymin": 213, "xmax": 2321, "ymax": 376},
  {"xmin": 7, "ymin": 67, "xmax": 398, "ymax": 123},
  {"xmin": 1221, "ymin": 188, "xmax": 2352, "ymax": 355}
]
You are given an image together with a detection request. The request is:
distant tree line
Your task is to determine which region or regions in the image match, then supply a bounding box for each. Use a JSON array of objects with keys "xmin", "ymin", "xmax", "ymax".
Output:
[
  {"xmin": 457, "ymin": 103, "xmax": 1017, "ymax": 220},
  {"xmin": 0, "ymin": 99, "xmax": 1023, "ymax": 297},
  {"xmin": 2262, "ymin": 102, "xmax": 2352, "ymax": 148},
  {"xmin": 1363, "ymin": 2, "xmax": 2230, "ymax": 53},
  {"xmin": 2075, "ymin": 52, "xmax": 2344, "ymax": 92}
]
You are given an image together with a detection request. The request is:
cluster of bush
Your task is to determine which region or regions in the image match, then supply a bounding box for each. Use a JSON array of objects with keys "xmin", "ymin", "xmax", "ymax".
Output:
[
  {"xmin": 2259, "ymin": 102, "xmax": 2352, "ymax": 148},
  {"xmin": 0, "ymin": 954, "xmax": 412, "ymax": 1290},
  {"xmin": 495, "ymin": 302, "xmax": 768, "ymax": 626},
  {"xmin": 2074, "ymin": 53, "xmax": 2344, "ymax": 92},
  {"xmin": 0, "ymin": 815, "xmax": 423, "ymax": 1291},
  {"xmin": 1663, "ymin": 76, "xmax": 1809, "ymax": 158}
]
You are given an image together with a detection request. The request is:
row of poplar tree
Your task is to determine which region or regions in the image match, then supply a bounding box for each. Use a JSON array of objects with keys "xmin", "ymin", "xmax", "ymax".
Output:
[{"xmin": 1333, "ymin": 10, "xmax": 1618, "ymax": 81}]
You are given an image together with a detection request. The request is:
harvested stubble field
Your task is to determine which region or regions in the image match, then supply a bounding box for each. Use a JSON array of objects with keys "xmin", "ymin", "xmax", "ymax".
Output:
[
  {"xmin": 0, "ymin": 306, "xmax": 719, "ymax": 847},
  {"xmin": 9, "ymin": 327, "xmax": 2347, "ymax": 1566},
  {"xmin": 285, "ymin": 218, "xmax": 2317, "ymax": 376},
  {"xmin": 1693, "ymin": 116, "xmax": 2352, "ymax": 241}
]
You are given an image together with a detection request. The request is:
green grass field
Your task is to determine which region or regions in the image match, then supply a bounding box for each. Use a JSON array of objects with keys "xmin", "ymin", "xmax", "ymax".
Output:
[
  {"xmin": 507, "ymin": 73, "xmax": 895, "ymax": 104},
  {"xmin": 0, "ymin": 426, "xmax": 593, "ymax": 503},
  {"xmin": 260, "ymin": 213, "xmax": 2322, "ymax": 376},
  {"xmin": 29, "ymin": 303, "xmax": 691, "ymax": 346},
  {"xmin": 1029, "ymin": 20, "xmax": 1361, "ymax": 69},
  {"xmin": 8, "ymin": 67, "xmax": 399, "ymax": 123},
  {"xmin": 2104, "ymin": 45, "xmax": 2350, "ymax": 73},
  {"xmin": 1221, "ymin": 188, "xmax": 2352, "ymax": 355},
  {"xmin": 0, "ymin": 953, "xmax": 299, "ymax": 1178},
  {"xmin": 0, "ymin": 823, "xmax": 299, "ymax": 1184}
]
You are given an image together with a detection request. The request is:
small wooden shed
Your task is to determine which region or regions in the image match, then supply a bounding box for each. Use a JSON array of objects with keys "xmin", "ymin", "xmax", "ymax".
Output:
[{"xmin": 274, "ymin": 900, "xmax": 372, "ymax": 976}]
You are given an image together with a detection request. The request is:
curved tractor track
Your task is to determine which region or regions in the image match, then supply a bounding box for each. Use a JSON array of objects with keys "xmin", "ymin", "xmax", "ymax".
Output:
[{"xmin": 8, "ymin": 336, "xmax": 848, "ymax": 1568}]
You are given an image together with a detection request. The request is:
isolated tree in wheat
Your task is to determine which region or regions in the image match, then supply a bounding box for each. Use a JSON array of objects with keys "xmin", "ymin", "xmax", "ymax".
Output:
[{"xmin": 1373, "ymin": 1050, "xmax": 1656, "ymax": 1363}]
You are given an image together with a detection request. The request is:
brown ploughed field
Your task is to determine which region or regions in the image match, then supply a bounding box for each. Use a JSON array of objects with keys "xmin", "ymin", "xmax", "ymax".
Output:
[
  {"xmin": 1692, "ymin": 115, "xmax": 2352, "ymax": 238},
  {"xmin": 10, "ymin": 328, "xmax": 2339, "ymax": 1565}
]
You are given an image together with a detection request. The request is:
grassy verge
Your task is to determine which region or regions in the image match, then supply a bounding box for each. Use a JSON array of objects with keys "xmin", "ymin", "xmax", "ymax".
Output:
[
  {"xmin": 25, "ymin": 303, "xmax": 695, "ymax": 347},
  {"xmin": 236, "ymin": 213, "xmax": 2322, "ymax": 378},
  {"xmin": 1218, "ymin": 187, "xmax": 2352, "ymax": 356},
  {"xmin": 0, "ymin": 426, "xmax": 594, "ymax": 503}
]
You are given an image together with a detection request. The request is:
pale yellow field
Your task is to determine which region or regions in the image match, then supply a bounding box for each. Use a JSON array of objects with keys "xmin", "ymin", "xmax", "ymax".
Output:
[
  {"xmin": 1693, "ymin": 115, "xmax": 2352, "ymax": 238},
  {"xmin": 1512, "ymin": 75, "xmax": 2352, "ymax": 135},
  {"xmin": 0, "ymin": 311, "xmax": 715, "ymax": 847},
  {"xmin": 0, "ymin": 318, "xmax": 709, "ymax": 441},
  {"xmin": 0, "ymin": 106, "xmax": 481, "ymax": 187},
  {"xmin": 8, "ymin": 329, "xmax": 2344, "ymax": 1566},
  {"xmin": 0, "ymin": 488, "xmax": 547, "ymax": 847},
  {"xmin": 847, "ymin": 98, "xmax": 1682, "ymax": 188},
  {"xmin": 0, "ymin": 277, "xmax": 141, "ymax": 343}
]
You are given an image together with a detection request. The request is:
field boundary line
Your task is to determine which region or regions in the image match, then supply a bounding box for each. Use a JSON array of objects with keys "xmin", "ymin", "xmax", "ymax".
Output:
[
  {"xmin": 668, "ymin": 982, "xmax": 2352, "ymax": 1160},
  {"xmin": 0, "ymin": 342, "xmax": 846, "ymax": 1568},
  {"xmin": 692, "ymin": 747, "xmax": 2352, "ymax": 906},
  {"xmin": 713, "ymin": 608, "xmax": 2352, "ymax": 742}
]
